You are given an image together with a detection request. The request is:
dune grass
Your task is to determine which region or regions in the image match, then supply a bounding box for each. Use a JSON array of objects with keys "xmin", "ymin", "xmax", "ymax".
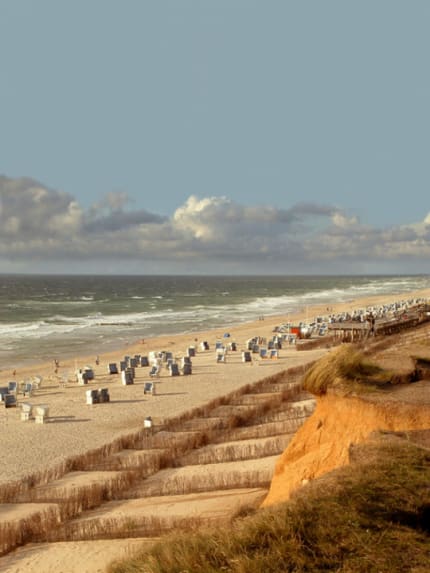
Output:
[
  {"xmin": 108, "ymin": 437, "xmax": 430, "ymax": 573},
  {"xmin": 302, "ymin": 345, "xmax": 391, "ymax": 396}
]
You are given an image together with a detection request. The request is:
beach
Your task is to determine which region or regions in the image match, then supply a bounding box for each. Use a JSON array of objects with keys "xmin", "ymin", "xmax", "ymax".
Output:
[
  {"xmin": 0, "ymin": 286, "xmax": 430, "ymax": 573},
  {"xmin": 1, "ymin": 286, "xmax": 430, "ymax": 489}
]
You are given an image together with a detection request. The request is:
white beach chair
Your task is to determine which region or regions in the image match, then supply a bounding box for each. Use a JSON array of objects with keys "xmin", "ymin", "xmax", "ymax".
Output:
[
  {"xmin": 34, "ymin": 404, "xmax": 49, "ymax": 423},
  {"xmin": 121, "ymin": 370, "xmax": 134, "ymax": 385},
  {"xmin": 32, "ymin": 375, "xmax": 43, "ymax": 389},
  {"xmin": 86, "ymin": 389, "xmax": 99, "ymax": 404},
  {"xmin": 20, "ymin": 402, "xmax": 33, "ymax": 421}
]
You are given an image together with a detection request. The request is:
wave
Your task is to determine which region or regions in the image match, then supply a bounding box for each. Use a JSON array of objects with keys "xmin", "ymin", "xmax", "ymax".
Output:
[{"xmin": 0, "ymin": 275, "xmax": 428, "ymax": 345}]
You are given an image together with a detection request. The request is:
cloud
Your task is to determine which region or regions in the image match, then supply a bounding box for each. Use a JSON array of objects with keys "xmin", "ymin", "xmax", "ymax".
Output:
[{"xmin": 0, "ymin": 175, "xmax": 429, "ymax": 273}]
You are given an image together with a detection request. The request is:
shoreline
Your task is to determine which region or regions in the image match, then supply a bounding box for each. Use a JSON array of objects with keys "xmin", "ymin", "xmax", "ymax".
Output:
[
  {"xmin": 0, "ymin": 286, "xmax": 430, "ymax": 571},
  {"xmin": 0, "ymin": 286, "xmax": 428, "ymax": 487},
  {"xmin": 2, "ymin": 286, "xmax": 430, "ymax": 385},
  {"xmin": 1, "ymin": 276, "xmax": 430, "ymax": 372}
]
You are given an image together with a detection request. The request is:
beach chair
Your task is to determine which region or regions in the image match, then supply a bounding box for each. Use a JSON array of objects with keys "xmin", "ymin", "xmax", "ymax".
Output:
[
  {"xmin": 108, "ymin": 363, "xmax": 118, "ymax": 375},
  {"xmin": 242, "ymin": 351, "xmax": 252, "ymax": 363},
  {"xmin": 99, "ymin": 388, "xmax": 110, "ymax": 403},
  {"xmin": 181, "ymin": 363, "xmax": 192, "ymax": 375},
  {"xmin": 23, "ymin": 382, "xmax": 33, "ymax": 397},
  {"xmin": 0, "ymin": 387, "xmax": 9, "ymax": 402},
  {"xmin": 144, "ymin": 416, "xmax": 153, "ymax": 428},
  {"xmin": 86, "ymin": 389, "xmax": 100, "ymax": 404},
  {"xmin": 32, "ymin": 375, "xmax": 43, "ymax": 389},
  {"xmin": 216, "ymin": 352, "xmax": 226, "ymax": 363},
  {"xmin": 119, "ymin": 360, "xmax": 127, "ymax": 371},
  {"xmin": 4, "ymin": 394, "xmax": 17, "ymax": 408},
  {"xmin": 259, "ymin": 348, "xmax": 268, "ymax": 359},
  {"xmin": 76, "ymin": 371, "xmax": 88, "ymax": 385},
  {"xmin": 7, "ymin": 381, "xmax": 17, "ymax": 395},
  {"xmin": 140, "ymin": 356, "xmax": 149, "ymax": 367},
  {"xmin": 169, "ymin": 363, "xmax": 180, "ymax": 376},
  {"xmin": 34, "ymin": 404, "xmax": 49, "ymax": 423},
  {"xmin": 121, "ymin": 370, "xmax": 134, "ymax": 385},
  {"xmin": 20, "ymin": 402, "xmax": 33, "ymax": 421},
  {"xmin": 149, "ymin": 365, "xmax": 160, "ymax": 378},
  {"xmin": 144, "ymin": 382, "xmax": 155, "ymax": 395},
  {"xmin": 83, "ymin": 366, "xmax": 95, "ymax": 380}
]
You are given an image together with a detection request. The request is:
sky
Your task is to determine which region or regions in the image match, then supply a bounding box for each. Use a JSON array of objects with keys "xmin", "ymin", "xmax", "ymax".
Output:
[{"xmin": 0, "ymin": 1, "xmax": 429, "ymax": 275}]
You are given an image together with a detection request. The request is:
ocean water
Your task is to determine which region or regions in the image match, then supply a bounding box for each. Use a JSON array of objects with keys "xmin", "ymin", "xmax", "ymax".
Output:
[{"xmin": 1, "ymin": 274, "xmax": 429, "ymax": 369}]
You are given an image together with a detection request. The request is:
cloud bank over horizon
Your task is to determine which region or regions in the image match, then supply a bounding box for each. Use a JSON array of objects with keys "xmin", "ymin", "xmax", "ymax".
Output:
[{"xmin": 0, "ymin": 175, "xmax": 429, "ymax": 275}]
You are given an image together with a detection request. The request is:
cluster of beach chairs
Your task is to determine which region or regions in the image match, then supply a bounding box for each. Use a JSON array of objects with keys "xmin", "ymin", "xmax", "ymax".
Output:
[
  {"xmin": 0, "ymin": 376, "xmax": 50, "ymax": 423},
  {"xmin": 0, "ymin": 376, "xmax": 43, "ymax": 409},
  {"xmin": 326, "ymin": 297, "xmax": 429, "ymax": 324},
  {"xmin": 272, "ymin": 297, "xmax": 430, "ymax": 341},
  {"xmin": 106, "ymin": 349, "xmax": 196, "ymax": 387}
]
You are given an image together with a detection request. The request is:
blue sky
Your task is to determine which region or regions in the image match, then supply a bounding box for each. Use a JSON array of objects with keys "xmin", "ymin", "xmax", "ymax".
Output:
[{"xmin": 0, "ymin": 1, "xmax": 429, "ymax": 274}]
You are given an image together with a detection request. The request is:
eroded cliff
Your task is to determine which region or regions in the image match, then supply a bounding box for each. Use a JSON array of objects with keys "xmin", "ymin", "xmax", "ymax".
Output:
[{"xmin": 262, "ymin": 381, "xmax": 430, "ymax": 507}]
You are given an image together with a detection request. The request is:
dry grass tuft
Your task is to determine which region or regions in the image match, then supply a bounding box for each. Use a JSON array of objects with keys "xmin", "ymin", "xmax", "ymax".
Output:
[{"xmin": 303, "ymin": 345, "xmax": 390, "ymax": 395}]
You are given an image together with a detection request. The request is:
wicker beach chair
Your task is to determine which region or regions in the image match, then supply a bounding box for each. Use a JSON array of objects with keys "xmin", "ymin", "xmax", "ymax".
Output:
[{"xmin": 144, "ymin": 382, "xmax": 155, "ymax": 395}]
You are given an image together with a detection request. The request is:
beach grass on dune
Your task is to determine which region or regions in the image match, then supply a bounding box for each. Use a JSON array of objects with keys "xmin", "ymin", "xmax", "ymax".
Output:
[
  {"xmin": 302, "ymin": 345, "xmax": 393, "ymax": 395},
  {"xmin": 107, "ymin": 438, "xmax": 430, "ymax": 573}
]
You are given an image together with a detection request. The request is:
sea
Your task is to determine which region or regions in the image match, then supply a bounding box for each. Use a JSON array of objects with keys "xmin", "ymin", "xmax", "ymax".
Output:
[{"xmin": 1, "ymin": 274, "xmax": 430, "ymax": 369}]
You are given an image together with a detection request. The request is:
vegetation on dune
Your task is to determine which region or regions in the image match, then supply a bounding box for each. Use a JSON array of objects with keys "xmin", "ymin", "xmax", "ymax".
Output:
[
  {"xmin": 302, "ymin": 345, "xmax": 390, "ymax": 395},
  {"xmin": 108, "ymin": 438, "xmax": 430, "ymax": 573}
]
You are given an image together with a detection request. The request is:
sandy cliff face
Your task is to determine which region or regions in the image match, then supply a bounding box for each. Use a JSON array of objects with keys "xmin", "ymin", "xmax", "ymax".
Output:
[{"xmin": 262, "ymin": 387, "xmax": 430, "ymax": 507}]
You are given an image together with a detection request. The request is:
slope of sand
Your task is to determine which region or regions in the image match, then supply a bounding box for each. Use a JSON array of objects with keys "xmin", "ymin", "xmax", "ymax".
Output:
[
  {"xmin": 1, "ymin": 288, "xmax": 429, "ymax": 573},
  {"xmin": 263, "ymin": 379, "xmax": 430, "ymax": 507}
]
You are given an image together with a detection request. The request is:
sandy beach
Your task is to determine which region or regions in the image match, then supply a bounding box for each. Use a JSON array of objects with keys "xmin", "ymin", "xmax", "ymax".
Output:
[
  {"xmin": 0, "ymin": 287, "xmax": 429, "ymax": 572},
  {"xmin": 1, "ymin": 286, "xmax": 429, "ymax": 488}
]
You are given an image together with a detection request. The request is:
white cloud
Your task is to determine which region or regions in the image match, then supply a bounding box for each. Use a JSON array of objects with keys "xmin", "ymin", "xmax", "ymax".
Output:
[{"xmin": 0, "ymin": 175, "xmax": 429, "ymax": 273}]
